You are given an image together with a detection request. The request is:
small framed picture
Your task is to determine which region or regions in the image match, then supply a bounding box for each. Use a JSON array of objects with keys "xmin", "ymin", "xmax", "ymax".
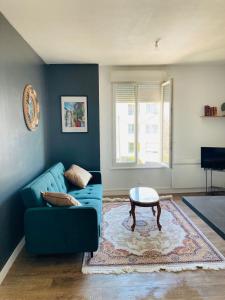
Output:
[{"xmin": 61, "ymin": 96, "xmax": 88, "ymax": 132}]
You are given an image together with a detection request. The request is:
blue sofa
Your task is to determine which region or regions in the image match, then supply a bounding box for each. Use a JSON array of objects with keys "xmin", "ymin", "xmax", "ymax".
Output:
[{"xmin": 21, "ymin": 162, "xmax": 102, "ymax": 256}]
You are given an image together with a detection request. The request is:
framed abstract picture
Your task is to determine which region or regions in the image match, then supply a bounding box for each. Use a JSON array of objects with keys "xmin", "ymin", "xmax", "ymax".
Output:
[{"xmin": 61, "ymin": 96, "xmax": 88, "ymax": 132}]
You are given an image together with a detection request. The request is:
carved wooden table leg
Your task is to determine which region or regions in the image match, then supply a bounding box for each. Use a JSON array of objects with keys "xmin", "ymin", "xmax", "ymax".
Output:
[
  {"xmin": 129, "ymin": 199, "xmax": 132, "ymax": 217},
  {"xmin": 152, "ymin": 206, "xmax": 156, "ymax": 216},
  {"xmin": 131, "ymin": 203, "xmax": 136, "ymax": 232},
  {"xmin": 156, "ymin": 203, "xmax": 162, "ymax": 231}
]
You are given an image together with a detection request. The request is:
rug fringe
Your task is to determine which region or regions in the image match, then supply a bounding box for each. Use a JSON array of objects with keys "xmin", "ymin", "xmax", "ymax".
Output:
[
  {"xmin": 82, "ymin": 260, "xmax": 225, "ymax": 274},
  {"xmin": 159, "ymin": 195, "xmax": 173, "ymax": 200},
  {"xmin": 103, "ymin": 197, "xmax": 129, "ymax": 202}
]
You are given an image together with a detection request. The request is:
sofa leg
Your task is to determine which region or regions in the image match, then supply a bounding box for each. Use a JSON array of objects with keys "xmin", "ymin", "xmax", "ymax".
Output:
[{"xmin": 90, "ymin": 252, "xmax": 93, "ymax": 258}]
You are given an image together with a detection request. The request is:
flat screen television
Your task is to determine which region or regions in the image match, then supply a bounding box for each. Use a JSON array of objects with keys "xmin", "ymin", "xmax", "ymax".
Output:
[{"xmin": 201, "ymin": 147, "xmax": 225, "ymax": 169}]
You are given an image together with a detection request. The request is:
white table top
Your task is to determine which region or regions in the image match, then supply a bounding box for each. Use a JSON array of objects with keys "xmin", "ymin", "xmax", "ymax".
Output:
[{"xmin": 129, "ymin": 187, "xmax": 159, "ymax": 204}]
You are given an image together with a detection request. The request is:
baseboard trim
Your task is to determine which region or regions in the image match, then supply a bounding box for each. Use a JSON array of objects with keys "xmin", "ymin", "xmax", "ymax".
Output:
[
  {"xmin": 0, "ymin": 237, "xmax": 25, "ymax": 285},
  {"xmin": 104, "ymin": 187, "xmax": 206, "ymax": 196}
]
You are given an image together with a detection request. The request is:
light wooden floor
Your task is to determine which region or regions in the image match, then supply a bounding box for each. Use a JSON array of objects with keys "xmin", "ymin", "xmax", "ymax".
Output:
[{"xmin": 0, "ymin": 195, "xmax": 225, "ymax": 300}]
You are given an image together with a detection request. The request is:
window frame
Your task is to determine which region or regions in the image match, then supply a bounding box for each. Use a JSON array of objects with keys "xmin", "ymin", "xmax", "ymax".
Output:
[{"xmin": 112, "ymin": 81, "xmax": 172, "ymax": 169}]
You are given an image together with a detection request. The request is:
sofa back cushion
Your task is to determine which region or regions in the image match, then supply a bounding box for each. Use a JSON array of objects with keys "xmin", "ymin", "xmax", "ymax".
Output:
[
  {"xmin": 49, "ymin": 162, "xmax": 69, "ymax": 193},
  {"xmin": 21, "ymin": 172, "xmax": 59, "ymax": 208}
]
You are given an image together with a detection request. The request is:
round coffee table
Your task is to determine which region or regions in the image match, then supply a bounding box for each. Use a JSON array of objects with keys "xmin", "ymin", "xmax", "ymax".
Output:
[{"xmin": 129, "ymin": 187, "xmax": 162, "ymax": 232}]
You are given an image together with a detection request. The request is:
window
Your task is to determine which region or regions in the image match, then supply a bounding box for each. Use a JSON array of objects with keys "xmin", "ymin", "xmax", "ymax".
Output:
[
  {"xmin": 145, "ymin": 124, "xmax": 158, "ymax": 134},
  {"xmin": 146, "ymin": 103, "xmax": 151, "ymax": 114},
  {"xmin": 128, "ymin": 104, "xmax": 135, "ymax": 115},
  {"xmin": 128, "ymin": 142, "xmax": 134, "ymax": 153},
  {"xmin": 113, "ymin": 81, "xmax": 172, "ymax": 168},
  {"xmin": 128, "ymin": 124, "xmax": 134, "ymax": 134}
]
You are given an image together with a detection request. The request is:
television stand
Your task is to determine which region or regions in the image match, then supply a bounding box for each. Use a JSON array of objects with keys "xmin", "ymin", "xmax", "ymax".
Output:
[{"xmin": 205, "ymin": 168, "xmax": 225, "ymax": 194}]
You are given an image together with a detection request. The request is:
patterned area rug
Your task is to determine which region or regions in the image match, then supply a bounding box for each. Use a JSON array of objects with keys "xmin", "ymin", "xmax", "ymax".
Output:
[{"xmin": 82, "ymin": 198, "xmax": 225, "ymax": 274}]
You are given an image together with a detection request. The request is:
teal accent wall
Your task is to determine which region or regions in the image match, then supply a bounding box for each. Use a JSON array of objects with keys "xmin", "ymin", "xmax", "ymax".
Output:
[
  {"xmin": 0, "ymin": 13, "xmax": 49, "ymax": 270},
  {"xmin": 47, "ymin": 64, "xmax": 100, "ymax": 170},
  {"xmin": 0, "ymin": 15, "xmax": 100, "ymax": 272}
]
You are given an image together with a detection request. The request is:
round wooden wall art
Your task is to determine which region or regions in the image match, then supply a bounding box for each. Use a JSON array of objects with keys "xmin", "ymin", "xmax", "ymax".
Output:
[{"xmin": 23, "ymin": 84, "xmax": 40, "ymax": 131}]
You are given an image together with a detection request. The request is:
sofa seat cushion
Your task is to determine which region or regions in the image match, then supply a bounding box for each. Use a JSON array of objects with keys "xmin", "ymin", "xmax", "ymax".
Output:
[
  {"xmin": 68, "ymin": 184, "xmax": 102, "ymax": 201},
  {"xmin": 78, "ymin": 199, "xmax": 102, "ymax": 225}
]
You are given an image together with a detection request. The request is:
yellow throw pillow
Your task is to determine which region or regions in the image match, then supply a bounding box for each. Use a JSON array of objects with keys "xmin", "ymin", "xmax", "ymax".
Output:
[
  {"xmin": 64, "ymin": 164, "xmax": 92, "ymax": 188},
  {"xmin": 41, "ymin": 192, "xmax": 81, "ymax": 207}
]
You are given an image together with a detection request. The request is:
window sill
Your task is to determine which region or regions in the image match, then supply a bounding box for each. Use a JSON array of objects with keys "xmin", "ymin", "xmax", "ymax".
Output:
[{"xmin": 111, "ymin": 163, "xmax": 170, "ymax": 170}]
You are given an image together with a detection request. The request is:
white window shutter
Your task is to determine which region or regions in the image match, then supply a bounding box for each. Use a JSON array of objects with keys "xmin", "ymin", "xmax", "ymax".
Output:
[
  {"xmin": 113, "ymin": 83, "xmax": 136, "ymax": 103},
  {"xmin": 161, "ymin": 79, "xmax": 173, "ymax": 168}
]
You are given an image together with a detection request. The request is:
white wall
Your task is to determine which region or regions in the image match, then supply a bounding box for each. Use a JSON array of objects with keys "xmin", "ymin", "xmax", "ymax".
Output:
[{"xmin": 99, "ymin": 64, "xmax": 225, "ymax": 194}]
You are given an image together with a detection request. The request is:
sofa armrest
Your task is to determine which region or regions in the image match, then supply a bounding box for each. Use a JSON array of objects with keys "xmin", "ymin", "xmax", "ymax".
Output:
[
  {"xmin": 89, "ymin": 171, "xmax": 102, "ymax": 184},
  {"xmin": 24, "ymin": 206, "xmax": 99, "ymax": 254}
]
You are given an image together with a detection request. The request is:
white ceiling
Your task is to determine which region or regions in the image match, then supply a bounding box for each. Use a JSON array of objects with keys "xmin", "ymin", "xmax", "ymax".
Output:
[{"xmin": 1, "ymin": 0, "xmax": 225, "ymax": 65}]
